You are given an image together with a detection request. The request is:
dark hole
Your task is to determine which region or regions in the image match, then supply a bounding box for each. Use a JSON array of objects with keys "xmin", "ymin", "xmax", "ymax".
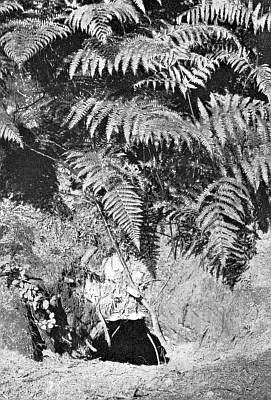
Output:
[{"xmin": 97, "ymin": 319, "xmax": 168, "ymax": 366}]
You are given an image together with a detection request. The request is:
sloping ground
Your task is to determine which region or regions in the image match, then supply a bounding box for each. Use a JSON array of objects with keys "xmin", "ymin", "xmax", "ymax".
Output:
[
  {"xmin": 154, "ymin": 231, "xmax": 271, "ymax": 351},
  {"xmin": 0, "ymin": 347, "xmax": 271, "ymax": 400},
  {"xmin": 1, "ymin": 218, "xmax": 271, "ymax": 399}
]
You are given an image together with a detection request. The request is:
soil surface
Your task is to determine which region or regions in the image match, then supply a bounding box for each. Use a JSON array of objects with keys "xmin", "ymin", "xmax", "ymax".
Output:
[{"xmin": 1, "ymin": 345, "xmax": 271, "ymax": 400}]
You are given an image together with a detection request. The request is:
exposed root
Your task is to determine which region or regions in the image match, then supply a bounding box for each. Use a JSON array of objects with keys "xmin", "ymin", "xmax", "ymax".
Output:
[{"xmin": 146, "ymin": 332, "xmax": 160, "ymax": 366}]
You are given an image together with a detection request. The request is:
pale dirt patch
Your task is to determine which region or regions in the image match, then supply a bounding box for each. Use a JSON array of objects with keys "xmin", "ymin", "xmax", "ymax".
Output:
[{"xmin": 1, "ymin": 345, "xmax": 271, "ymax": 400}]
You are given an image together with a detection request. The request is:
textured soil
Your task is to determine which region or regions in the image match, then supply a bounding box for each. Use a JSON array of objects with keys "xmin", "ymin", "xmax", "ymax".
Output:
[
  {"xmin": 0, "ymin": 344, "xmax": 271, "ymax": 400},
  {"xmin": 1, "ymin": 233, "xmax": 271, "ymax": 399}
]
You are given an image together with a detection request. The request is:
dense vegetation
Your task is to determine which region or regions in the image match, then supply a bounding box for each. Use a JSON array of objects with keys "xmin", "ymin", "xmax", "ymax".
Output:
[{"xmin": 0, "ymin": 0, "xmax": 271, "ymax": 359}]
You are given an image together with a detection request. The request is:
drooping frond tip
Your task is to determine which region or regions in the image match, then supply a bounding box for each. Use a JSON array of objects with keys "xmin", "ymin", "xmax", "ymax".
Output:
[
  {"xmin": 0, "ymin": 19, "xmax": 71, "ymax": 65},
  {"xmin": 66, "ymin": 149, "xmax": 143, "ymax": 250},
  {"xmin": 0, "ymin": 106, "xmax": 23, "ymax": 147},
  {"xmin": 197, "ymin": 177, "xmax": 253, "ymax": 276}
]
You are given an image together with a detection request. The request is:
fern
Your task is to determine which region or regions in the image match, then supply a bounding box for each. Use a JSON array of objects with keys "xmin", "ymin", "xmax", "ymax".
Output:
[
  {"xmin": 66, "ymin": 149, "xmax": 143, "ymax": 249},
  {"xmin": 0, "ymin": 104, "xmax": 23, "ymax": 146},
  {"xmin": 0, "ymin": 19, "xmax": 71, "ymax": 65},
  {"xmin": 170, "ymin": 22, "xmax": 241, "ymax": 47},
  {"xmin": 249, "ymin": 64, "xmax": 271, "ymax": 101},
  {"xmin": 134, "ymin": 54, "xmax": 219, "ymax": 94},
  {"xmin": 0, "ymin": 1, "xmax": 23, "ymax": 16},
  {"xmin": 178, "ymin": 0, "xmax": 271, "ymax": 34},
  {"xmin": 197, "ymin": 177, "xmax": 253, "ymax": 277},
  {"xmin": 64, "ymin": 96, "xmax": 214, "ymax": 154},
  {"xmin": 198, "ymin": 93, "xmax": 271, "ymax": 189},
  {"xmin": 178, "ymin": 1, "xmax": 256, "ymax": 29},
  {"xmin": 69, "ymin": 33, "xmax": 190, "ymax": 78},
  {"xmin": 69, "ymin": 22, "xmax": 240, "ymax": 80},
  {"xmin": 67, "ymin": 0, "xmax": 139, "ymax": 42}
]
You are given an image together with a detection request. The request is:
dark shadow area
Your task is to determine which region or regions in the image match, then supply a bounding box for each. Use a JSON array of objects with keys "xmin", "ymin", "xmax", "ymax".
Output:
[
  {"xmin": 0, "ymin": 146, "xmax": 57, "ymax": 211},
  {"xmin": 0, "ymin": 133, "xmax": 71, "ymax": 218},
  {"xmin": 98, "ymin": 319, "xmax": 168, "ymax": 366}
]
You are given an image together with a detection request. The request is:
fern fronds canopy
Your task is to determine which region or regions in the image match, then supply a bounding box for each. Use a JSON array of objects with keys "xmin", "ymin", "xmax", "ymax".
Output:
[{"xmin": 69, "ymin": 22, "xmax": 241, "ymax": 79}]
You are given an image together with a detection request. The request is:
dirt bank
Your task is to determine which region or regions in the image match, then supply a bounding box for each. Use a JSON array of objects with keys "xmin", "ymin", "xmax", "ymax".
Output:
[{"xmin": 1, "ymin": 345, "xmax": 271, "ymax": 400}]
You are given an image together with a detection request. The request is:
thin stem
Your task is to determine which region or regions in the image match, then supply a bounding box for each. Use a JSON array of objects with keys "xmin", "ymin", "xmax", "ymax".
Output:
[{"xmin": 91, "ymin": 194, "xmax": 168, "ymax": 349}]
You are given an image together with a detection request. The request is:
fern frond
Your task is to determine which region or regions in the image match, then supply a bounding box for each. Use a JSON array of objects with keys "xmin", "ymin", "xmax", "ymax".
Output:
[
  {"xmin": 197, "ymin": 177, "xmax": 252, "ymax": 276},
  {"xmin": 200, "ymin": 93, "xmax": 271, "ymax": 189},
  {"xmin": 0, "ymin": 105, "xmax": 23, "ymax": 146},
  {"xmin": 67, "ymin": 0, "xmax": 139, "ymax": 42},
  {"xmin": 69, "ymin": 21, "xmax": 240, "ymax": 79},
  {"xmin": 141, "ymin": 54, "xmax": 219, "ymax": 94},
  {"xmin": 256, "ymin": 10, "xmax": 271, "ymax": 32},
  {"xmin": 211, "ymin": 47, "xmax": 251, "ymax": 74},
  {"xmin": 0, "ymin": 1, "xmax": 23, "ymax": 16},
  {"xmin": 178, "ymin": 0, "xmax": 258, "ymax": 30},
  {"xmin": 69, "ymin": 33, "xmax": 190, "ymax": 78},
  {"xmin": 0, "ymin": 19, "xmax": 71, "ymax": 65},
  {"xmin": 197, "ymin": 93, "xmax": 251, "ymax": 147},
  {"xmin": 171, "ymin": 22, "xmax": 241, "ymax": 48},
  {"xmin": 66, "ymin": 149, "xmax": 143, "ymax": 249},
  {"xmin": 103, "ymin": 184, "xmax": 143, "ymax": 250},
  {"xmin": 178, "ymin": 0, "xmax": 271, "ymax": 34},
  {"xmin": 249, "ymin": 64, "xmax": 271, "ymax": 101},
  {"xmin": 64, "ymin": 96, "xmax": 213, "ymax": 154}
]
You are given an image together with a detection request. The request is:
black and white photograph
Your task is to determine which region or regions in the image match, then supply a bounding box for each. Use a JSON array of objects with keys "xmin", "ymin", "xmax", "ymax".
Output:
[{"xmin": 0, "ymin": 0, "xmax": 271, "ymax": 399}]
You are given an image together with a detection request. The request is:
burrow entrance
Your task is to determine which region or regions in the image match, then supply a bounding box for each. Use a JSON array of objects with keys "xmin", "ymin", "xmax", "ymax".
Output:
[{"xmin": 25, "ymin": 300, "xmax": 167, "ymax": 365}]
